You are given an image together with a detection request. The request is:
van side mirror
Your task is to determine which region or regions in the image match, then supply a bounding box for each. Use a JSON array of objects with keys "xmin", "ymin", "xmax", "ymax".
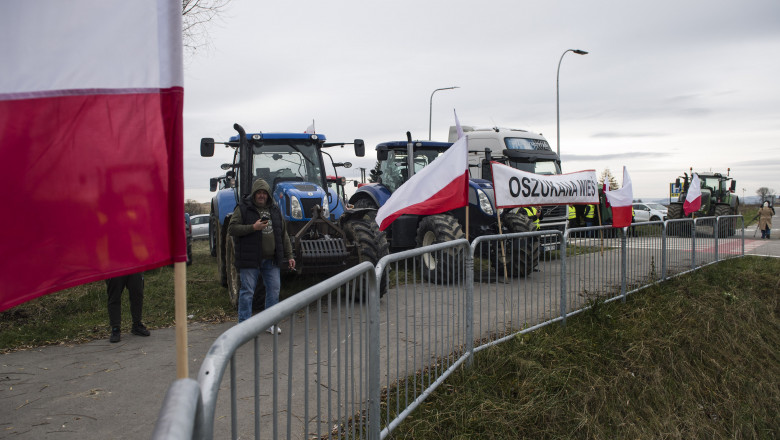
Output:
[
  {"xmin": 354, "ymin": 139, "xmax": 365, "ymax": 157},
  {"xmin": 201, "ymin": 138, "xmax": 215, "ymax": 157},
  {"xmin": 210, "ymin": 178, "xmax": 218, "ymax": 192}
]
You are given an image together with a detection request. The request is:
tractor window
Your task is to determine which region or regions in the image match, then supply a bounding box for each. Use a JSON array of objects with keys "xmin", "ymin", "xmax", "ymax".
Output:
[
  {"xmin": 379, "ymin": 149, "xmax": 444, "ymax": 192},
  {"xmin": 251, "ymin": 141, "xmax": 323, "ymax": 187},
  {"xmin": 701, "ymin": 176, "xmax": 721, "ymax": 191}
]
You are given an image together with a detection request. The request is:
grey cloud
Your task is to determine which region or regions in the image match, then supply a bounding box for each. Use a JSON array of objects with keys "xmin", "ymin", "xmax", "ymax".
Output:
[{"xmin": 591, "ymin": 132, "xmax": 669, "ymax": 138}]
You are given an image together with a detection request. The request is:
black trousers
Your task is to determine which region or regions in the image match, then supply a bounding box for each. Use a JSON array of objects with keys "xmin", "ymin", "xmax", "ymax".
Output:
[{"xmin": 106, "ymin": 273, "xmax": 144, "ymax": 329}]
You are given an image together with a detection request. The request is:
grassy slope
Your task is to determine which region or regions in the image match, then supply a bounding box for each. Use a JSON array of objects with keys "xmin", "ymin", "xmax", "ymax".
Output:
[{"xmin": 390, "ymin": 256, "xmax": 780, "ymax": 439}]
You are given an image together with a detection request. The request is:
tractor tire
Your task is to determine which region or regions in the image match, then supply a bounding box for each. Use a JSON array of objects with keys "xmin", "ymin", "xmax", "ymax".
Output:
[
  {"xmin": 714, "ymin": 204, "xmax": 733, "ymax": 238},
  {"xmin": 491, "ymin": 212, "xmax": 539, "ymax": 277},
  {"xmin": 343, "ymin": 218, "xmax": 390, "ymax": 298},
  {"xmin": 209, "ymin": 213, "xmax": 217, "ymax": 257},
  {"xmin": 224, "ymin": 235, "xmax": 240, "ymax": 308},
  {"xmin": 217, "ymin": 222, "xmax": 228, "ymax": 287},
  {"xmin": 666, "ymin": 203, "xmax": 687, "ymax": 237},
  {"xmin": 415, "ymin": 214, "xmax": 466, "ymax": 284}
]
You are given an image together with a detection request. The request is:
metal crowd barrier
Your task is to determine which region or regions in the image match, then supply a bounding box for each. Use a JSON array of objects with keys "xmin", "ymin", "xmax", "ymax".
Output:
[{"xmin": 153, "ymin": 215, "xmax": 747, "ymax": 440}]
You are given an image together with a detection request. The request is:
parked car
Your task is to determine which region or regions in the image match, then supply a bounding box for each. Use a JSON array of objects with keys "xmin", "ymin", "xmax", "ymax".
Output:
[
  {"xmin": 632, "ymin": 202, "xmax": 668, "ymax": 222},
  {"xmin": 184, "ymin": 213, "xmax": 193, "ymax": 265},
  {"xmin": 190, "ymin": 214, "xmax": 210, "ymax": 240}
]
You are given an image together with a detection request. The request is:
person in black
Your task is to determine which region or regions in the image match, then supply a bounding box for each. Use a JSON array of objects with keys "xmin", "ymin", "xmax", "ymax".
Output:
[
  {"xmin": 228, "ymin": 178, "xmax": 295, "ymax": 329},
  {"xmin": 106, "ymin": 272, "xmax": 150, "ymax": 343}
]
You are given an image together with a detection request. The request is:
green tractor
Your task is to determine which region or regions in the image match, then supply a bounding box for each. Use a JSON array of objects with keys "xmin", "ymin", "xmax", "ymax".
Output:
[{"xmin": 667, "ymin": 169, "xmax": 739, "ymax": 237}]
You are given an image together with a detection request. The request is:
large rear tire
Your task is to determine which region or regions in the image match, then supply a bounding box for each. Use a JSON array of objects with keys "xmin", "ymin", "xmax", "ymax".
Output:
[
  {"xmin": 415, "ymin": 214, "xmax": 466, "ymax": 284},
  {"xmin": 209, "ymin": 213, "xmax": 217, "ymax": 257},
  {"xmin": 217, "ymin": 221, "xmax": 229, "ymax": 286},
  {"xmin": 492, "ymin": 212, "xmax": 540, "ymax": 277},
  {"xmin": 343, "ymin": 218, "xmax": 390, "ymax": 297},
  {"xmin": 714, "ymin": 204, "xmax": 733, "ymax": 238},
  {"xmin": 666, "ymin": 203, "xmax": 686, "ymax": 237},
  {"xmin": 225, "ymin": 235, "xmax": 240, "ymax": 308}
]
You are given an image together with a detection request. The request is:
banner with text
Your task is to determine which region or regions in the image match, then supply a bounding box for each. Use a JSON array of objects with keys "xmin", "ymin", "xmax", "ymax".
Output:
[{"xmin": 491, "ymin": 162, "xmax": 599, "ymax": 208}]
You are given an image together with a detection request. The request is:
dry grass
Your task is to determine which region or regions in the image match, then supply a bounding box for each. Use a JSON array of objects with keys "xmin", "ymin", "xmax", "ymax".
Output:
[{"xmin": 389, "ymin": 256, "xmax": 780, "ymax": 439}]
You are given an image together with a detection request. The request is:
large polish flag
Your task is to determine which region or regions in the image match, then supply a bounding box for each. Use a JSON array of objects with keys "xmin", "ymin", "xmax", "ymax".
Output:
[
  {"xmin": 604, "ymin": 166, "xmax": 634, "ymax": 228},
  {"xmin": 0, "ymin": 0, "xmax": 185, "ymax": 311},
  {"xmin": 375, "ymin": 124, "xmax": 469, "ymax": 231},
  {"xmin": 683, "ymin": 173, "xmax": 702, "ymax": 215}
]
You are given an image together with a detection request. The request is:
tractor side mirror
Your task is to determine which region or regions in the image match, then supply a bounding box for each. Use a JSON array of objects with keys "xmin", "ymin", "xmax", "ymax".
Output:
[
  {"xmin": 353, "ymin": 180, "xmax": 358, "ymax": 187},
  {"xmin": 730, "ymin": 180, "xmax": 736, "ymax": 192},
  {"xmin": 210, "ymin": 178, "xmax": 218, "ymax": 192},
  {"xmin": 354, "ymin": 139, "xmax": 365, "ymax": 157},
  {"xmin": 201, "ymin": 138, "xmax": 215, "ymax": 157},
  {"xmin": 377, "ymin": 150, "xmax": 388, "ymax": 161},
  {"xmin": 675, "ymin": 178, "xmax": 680, "ymax": 186}
]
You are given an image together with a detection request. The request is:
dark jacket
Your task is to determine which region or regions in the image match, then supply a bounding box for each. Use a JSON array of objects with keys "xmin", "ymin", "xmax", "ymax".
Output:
[{"xmin": 228, "ymin": 179, "xmax": 293, "ymax": 268}]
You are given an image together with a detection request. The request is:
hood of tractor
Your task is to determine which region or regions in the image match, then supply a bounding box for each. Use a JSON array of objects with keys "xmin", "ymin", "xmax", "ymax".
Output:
[{"xmin": 273, "ymin": 180, "xmax": 329, "ymax": 222}]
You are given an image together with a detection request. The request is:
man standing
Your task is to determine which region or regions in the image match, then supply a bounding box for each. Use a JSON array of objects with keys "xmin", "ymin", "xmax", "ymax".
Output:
[
  {"xmin": 228, "ymin": 179, "xmax": 295, "ymax": 331},
  {"xmin": 106, "ymin": 273, "xmax": 150, "ymax": 343}
]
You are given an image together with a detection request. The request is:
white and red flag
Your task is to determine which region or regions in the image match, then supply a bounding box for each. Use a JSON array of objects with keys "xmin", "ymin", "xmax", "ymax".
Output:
[
  {"xmin": 375, "ymin": 113, "xmax": 469, "ymax": 231},
  {"xmin": 604, "ymin": 166, "xmax": 634, "ymax": 228},
  {"xmin": 0, "ymin": 0, "xmax": 185, "ymax": 311},
  {"xmin": 304, "ymin": 120, "xmax": 316, "ymax": 134},
  {"xmin": 683, "ymin": 173, "xmax": 702, "ymax": 215}
]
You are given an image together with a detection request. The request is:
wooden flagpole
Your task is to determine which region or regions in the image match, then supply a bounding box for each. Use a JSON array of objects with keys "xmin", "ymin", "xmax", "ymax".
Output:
[{"xmin": 174, "ymin": 262, "xmax": 188, "ymax": 378}]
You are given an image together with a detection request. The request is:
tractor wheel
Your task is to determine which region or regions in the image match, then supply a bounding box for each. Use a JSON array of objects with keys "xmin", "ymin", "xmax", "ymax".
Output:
[
  {"xmin": 666, "ymin": 203, "xmax": 687, "ymax": 237},
  {"xmin": 714, "ymin": 204, "xmax": 733, "ymax": 238},
  {"xmin": 224, "ymin": 235, "xmax": 240, "ymax": 308},
  {"xmin": 415, "ymin": 214, "xmax": 466, "ymax": 284},
  {"xmin": 209, "ymin": 213, "xmax": 217, "ymax": 257},
  {"xmin": 491, "ymin": 212, "xmax": 539, "ymax": 277},
  {"xmin": 217, "ymin": 222, "xmax": 228, "ymax": 286},
  {"xmin": 343, "ymin": 218, "xmax": 390, "ymax": 298}
]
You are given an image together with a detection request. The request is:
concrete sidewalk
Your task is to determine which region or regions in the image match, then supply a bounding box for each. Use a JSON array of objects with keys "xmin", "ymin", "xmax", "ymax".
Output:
[{"xmin": 1, "ymin": 321, "xmax": 233, "ymax": 439}]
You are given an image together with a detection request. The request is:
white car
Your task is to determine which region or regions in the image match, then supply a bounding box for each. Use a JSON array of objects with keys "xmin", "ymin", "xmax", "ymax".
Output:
[
  {"xmin": 632, "ymin": 203, "xmax": 667, "ymax": 222},
  {"xmin": 190, "ymin": 214, "xmax": 210, "ymax": 239}
]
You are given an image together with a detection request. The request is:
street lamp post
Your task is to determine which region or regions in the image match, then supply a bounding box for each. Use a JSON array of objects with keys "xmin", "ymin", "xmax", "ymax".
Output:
[
  {"xmin": 556, "ymin": 49, "xmax": 588, "ymax": 158},
  {"xmin": 429, "ymin": 86, "xmax": 459, "ymax": 140}
]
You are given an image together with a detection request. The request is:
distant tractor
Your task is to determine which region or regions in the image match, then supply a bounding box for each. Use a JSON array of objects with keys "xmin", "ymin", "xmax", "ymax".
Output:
[
  {"xmin": 202, "ymin": 124, "xmax": 389, "ymax": 305},
  {"xmin": 667, "ymin": 169, "xmax": 739, "ymax": 236}
]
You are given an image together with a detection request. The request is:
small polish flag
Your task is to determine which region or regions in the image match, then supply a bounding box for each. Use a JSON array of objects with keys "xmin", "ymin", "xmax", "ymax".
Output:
[
  {"xmin": 683, "ymin": 173, "xmax": 702, "ymax": 215},
  {"xmin": 304, "ymin": 120, "xmax": 315, "ymax": 134},
  {"xmin": 604, "ymin": 166, "xmax": 634, "ymax": 228}
]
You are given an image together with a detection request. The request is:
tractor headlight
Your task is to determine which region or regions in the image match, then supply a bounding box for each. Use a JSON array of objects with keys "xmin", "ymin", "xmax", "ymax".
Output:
[
  {"xmin": 477, "ymin": 188, "xmax": 494, "ymax": 215},
  {"xmin": 290, "ymin": 196, "xmax": 303, "ymax": 219},
  {"xmin": 321, "ymin": 196, "xmax": 330, "ymax": 219}
]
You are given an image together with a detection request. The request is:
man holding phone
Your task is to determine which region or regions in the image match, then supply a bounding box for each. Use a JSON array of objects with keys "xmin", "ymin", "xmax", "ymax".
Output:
[{"xmin": 228, "ymin": 178, "xmax": 296, "ymax": 331}]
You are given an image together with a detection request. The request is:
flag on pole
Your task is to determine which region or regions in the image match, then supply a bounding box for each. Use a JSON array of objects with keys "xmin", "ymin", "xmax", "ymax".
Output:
[
  {"xmin": 375, "ymin": 119, "xmax": 469, "ymax": 231},
  {"xmin": 304, "ymin": 120, "xmax": 315, "ymax": 134},
  {"xmin": 603, "ymin": 182, "xmax": 611, "ymax": 208},
  {"xmin": 604, "ymin": 166, "xmax": 634, "ymax": 228},
  {"xmin": 683, "ymin": 173, "xmax": 702, "ymax": 215},
  {"xmin": 454, "ymin": 109, "xmax": 464, "ymax": 140},
  {"xmin": 0, "ymin": 0, "xmax": 185, "ymax": 312}
]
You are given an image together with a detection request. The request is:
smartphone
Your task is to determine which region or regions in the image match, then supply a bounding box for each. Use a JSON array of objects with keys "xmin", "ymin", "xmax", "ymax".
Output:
[{"xmin": 261, "ymin": 216, "xmax": 269, "ymax": 222}]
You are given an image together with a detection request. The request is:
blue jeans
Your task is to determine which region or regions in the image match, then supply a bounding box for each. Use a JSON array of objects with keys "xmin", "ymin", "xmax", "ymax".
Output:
[{"xmin": 238, "ymin": 259, "xmax": 281, "ymax": 323}]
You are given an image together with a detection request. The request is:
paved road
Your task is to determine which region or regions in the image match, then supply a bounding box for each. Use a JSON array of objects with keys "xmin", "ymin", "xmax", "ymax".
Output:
[{"xmin": 2, "ymin": 213, "xmax": 778, "ymax": 439}]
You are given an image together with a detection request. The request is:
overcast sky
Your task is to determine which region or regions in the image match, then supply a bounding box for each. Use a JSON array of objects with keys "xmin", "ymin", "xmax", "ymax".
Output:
[{"xmin": 183, "ymin": 0, "xmax": 780, "ymax": 204}]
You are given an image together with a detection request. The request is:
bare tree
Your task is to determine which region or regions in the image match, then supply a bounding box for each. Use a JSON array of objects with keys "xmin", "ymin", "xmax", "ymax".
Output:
[
  {"xmin": 182, "ymin": 0, "xmax": 231, "ymax": 52},
  {"xmin": 756, "ymin": 187, "xmax": 776, "ymax": 198},
  {"xmin": 185, "ymin": 199, "xmax": 208, "ymax": 215},
  {"xmin": 598, "ymin": 168, "xmax": 619, "ymax": 190}
]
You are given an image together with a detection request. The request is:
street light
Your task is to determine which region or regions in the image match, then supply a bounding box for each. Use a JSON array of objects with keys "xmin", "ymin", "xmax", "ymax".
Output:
[
  {"xmin": 556, "ymin": 49, "xmax": 588, "ymax": 158},
  {"xmin": 429, "ymin": 86, "xmax": 459, "ymax": 140}
]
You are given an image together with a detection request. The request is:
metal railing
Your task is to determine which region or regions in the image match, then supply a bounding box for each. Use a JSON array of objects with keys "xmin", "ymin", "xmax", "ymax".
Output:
[{"xmin": 153, "ymin": 215, "xmax": 747, "ymax": 440}]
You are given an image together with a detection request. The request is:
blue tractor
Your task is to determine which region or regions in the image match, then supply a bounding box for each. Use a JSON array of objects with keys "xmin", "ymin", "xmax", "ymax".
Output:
[
  {"xmin": 348, "ymin": 138, "xmax": 540, "ymax": 282},
  {"xmin": 202, "ymin": 124, "xmax": 389, "ymax": 305}
]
